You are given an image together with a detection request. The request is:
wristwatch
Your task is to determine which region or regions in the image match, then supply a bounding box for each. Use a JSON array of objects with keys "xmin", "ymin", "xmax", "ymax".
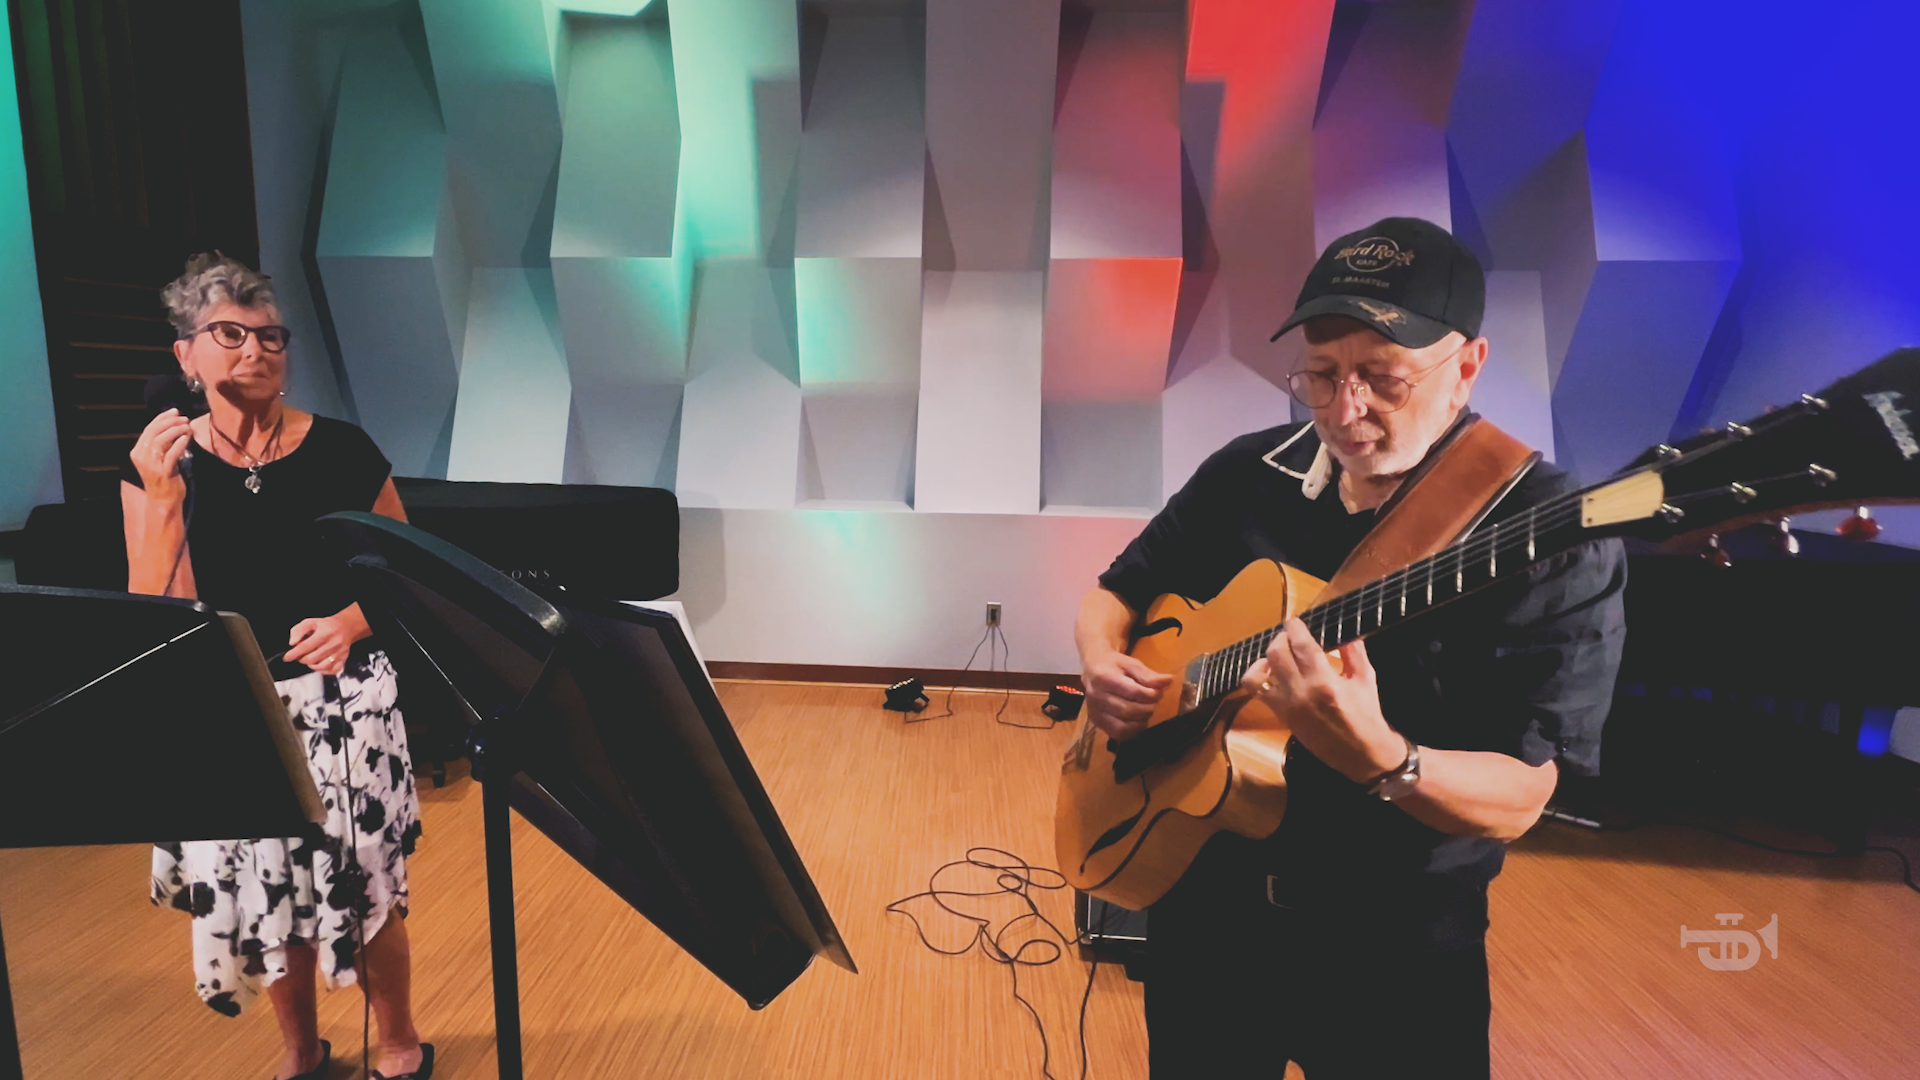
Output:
[{"xmin": 1364, "ymin": 735, "xmax": 1421, "ymax": 802}]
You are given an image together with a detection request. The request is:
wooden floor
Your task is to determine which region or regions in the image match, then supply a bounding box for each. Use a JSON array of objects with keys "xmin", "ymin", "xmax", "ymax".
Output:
[{"xmin": 3, "ymin": 680, "xmax": 1918, "ymax": 1079}]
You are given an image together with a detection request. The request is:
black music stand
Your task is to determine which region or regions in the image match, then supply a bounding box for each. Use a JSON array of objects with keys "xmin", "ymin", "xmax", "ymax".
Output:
[
  {"xmin": 0, "ymin": 586, "xmax": 324, "ymax": 1080},
  {"xmin": 314, "ymin": 512, "xmax": 856, "ymax": 1080}
]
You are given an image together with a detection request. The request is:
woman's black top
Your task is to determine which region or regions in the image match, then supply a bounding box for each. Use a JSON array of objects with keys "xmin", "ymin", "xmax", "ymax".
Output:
[{"xmin": 122, "ymin": 415, "xmax": 393, "ymax": 658}]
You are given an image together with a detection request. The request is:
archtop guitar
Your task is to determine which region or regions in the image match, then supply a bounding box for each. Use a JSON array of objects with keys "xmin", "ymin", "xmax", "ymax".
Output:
[{"xmin": 1057, "ymin": 349, "xmax": 1920, "ymax": 910}]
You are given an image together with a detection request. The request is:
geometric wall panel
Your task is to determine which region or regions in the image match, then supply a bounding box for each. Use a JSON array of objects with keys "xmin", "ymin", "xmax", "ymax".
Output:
[
  {"xmin": 924, "ymin": 0, "xmax": 1057, "ymax": 272},
  {"xmin": 1474, "ymin": 270, "xmax": 1556, "ymax": 461},
  {"xmin": 446, "ymin": 268, "xmax": 572, "ymax": 482},
  {"xmin": 314, "ymin": 12, "xmax": 466, "ymax": 479},
  {"xmin": 675, "ymin": 258, "xmax": 805, "ymax": 509},
  {"xmin": 668, "ymin": 0, "xmax": 803, "ymax": 509},
  {"xmin": 914, "ymin": 271, "xmax": 1044, "ymax": 514},
  {"xmin": 417, "ymin": 0, "xmax": 563, "ymax": 268},
  {"xmin": 1311, "ymin": 0, "xmax": 1471, "ymax": 248},
  {"xmin": 915, "ymin": 0, "xmax": 1057, "ymax": 514},
  {"xmin": 1043, "ymin": 9, "xmax": 1182, "ymax": 512},
  {"xmin": 0, "ymin": 19, "xmax": 56, "ymax": 529},
  {"xmin": 796, "ymin": 258, "xmax": 921, "ymax": 507},
  {"xmin": 206, "ymin": 0, "xmax": 1920, "ymax": 673},
  {"xmin": 0, "ymin": 21, "xmax": 54, "ymax": 530},
  {"xmin": 552, "ymin": 11, "xmax": 690, "ymax": 487},
  {"xmin": 1445, "ymin": 0, "xmax": 1622, "ymax": 396},
  {"xmin": 1042, "ymin": 260, "xmax": 1179, "ymax": 512},
  {"xmin": 1548, "ymin": 0, "xmax": 1740, "ymax": 480},
  {"xmin": 1163, "ymin": 0, "xmax": 1333, "ymax": 495},
  {"xmin": 668, "ymin": 0, "xmax": 801, "ymax": 262},
  {"xmin": 794, "ymin": 10, "xmax": 926, "ymax": 508}
]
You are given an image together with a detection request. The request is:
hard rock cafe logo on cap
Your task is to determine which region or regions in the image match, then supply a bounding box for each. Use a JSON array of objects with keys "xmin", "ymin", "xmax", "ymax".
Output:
[{"xmin": 1337, "ymin": 237, "xmax": 1417, "ymax": 273}]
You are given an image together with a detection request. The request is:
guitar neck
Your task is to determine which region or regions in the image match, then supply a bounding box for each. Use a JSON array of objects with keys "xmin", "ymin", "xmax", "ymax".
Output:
[{"xmin": 1195, "ymin": 488, "xmax": 1600, "ymax": 700}]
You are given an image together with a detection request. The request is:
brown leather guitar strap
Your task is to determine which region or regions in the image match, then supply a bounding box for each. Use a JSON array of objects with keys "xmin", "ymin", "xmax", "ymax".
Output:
[{"xmin": 1318, "ymin": 415, "xmax": 1540, "ymax": 604}]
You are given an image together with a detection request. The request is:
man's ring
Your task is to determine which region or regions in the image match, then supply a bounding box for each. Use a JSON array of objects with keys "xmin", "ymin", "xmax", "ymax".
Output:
[{"xmin": 1259, "ymin": 681, "xmax": 1272, "ymax": 693}]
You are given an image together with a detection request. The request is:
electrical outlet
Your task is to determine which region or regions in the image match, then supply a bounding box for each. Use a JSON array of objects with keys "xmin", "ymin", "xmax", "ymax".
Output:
[{"xmin": 986, "ymin": 602, "xmax": 1002, "ymax": 627}]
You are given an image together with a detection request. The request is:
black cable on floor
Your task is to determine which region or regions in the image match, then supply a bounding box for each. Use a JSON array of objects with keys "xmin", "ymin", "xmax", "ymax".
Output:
[
  {"xmin": 908, "ymin": 623, "xmax": 1051, "ymax": 728},
  {"xmin": 1569, "ymin": 814, "xmax": 1920, "ymax": 896},
  {"xmin": 885, "ymin": 848, "xmax": 1106, "ymax": 1080},
  {"xmin": 992, "ymin": 625, "xmax": 1051, "ymax": 730},
  {"xmin": 906, "ymin": 625, "xmax": 993, "ymax": 724}
]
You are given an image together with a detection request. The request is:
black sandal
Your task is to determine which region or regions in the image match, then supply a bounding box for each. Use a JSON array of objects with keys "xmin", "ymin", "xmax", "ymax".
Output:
[
  {"xmin": 280, "ymin": 1039, "xmax": 331, "ymax": 1080},
  {"xmin": 370, "ymin": 1042, "xmax": 434, "ymax": 1080}
]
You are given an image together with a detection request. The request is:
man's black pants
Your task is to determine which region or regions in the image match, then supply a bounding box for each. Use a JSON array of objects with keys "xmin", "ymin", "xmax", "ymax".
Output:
[{"xmin": 1144, "ymin": 841, "xmax": 1493, "ymax": 1079}]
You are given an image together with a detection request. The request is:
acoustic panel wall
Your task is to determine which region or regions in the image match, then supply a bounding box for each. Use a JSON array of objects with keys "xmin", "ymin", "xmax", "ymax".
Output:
[
  {"xmin": 1042, "ymin": 9, "xmax": 1182, "ymax": 512},
  {"xmin": 914, "ymin": 271, "xmax": 1044, "ymax": 514},
  {"xmin": 0, "ymin": 19, "xmax": 57, "ymax": 529},
  {"xmin": 794, "ymin": 9, "xmax": 925, "ymax": 508},
  {"xmin": 795, "ymin": 258, "xmax": 921, "ymax": 507},
  {"xmin": 923, "ymin": 0, "xmax": 1058, "ymax": 272},
  {"xmin": 675, "ymin": 258, "xmax": 805, "ymax": 509},
  {"xmin": 223, "ymin": 0, "xmax": 1920, "ymax": 676},
  {"xmin": 1310, "ymin": 0, "xmax": 1471, "ymax": 248},
  {"xmin": 1474, "ymin": 270, "xmax": 1555, "ymax": 461},
  {"xmin": 418, "ymin": 0, "xmax": 564, "ymax": 268},
  {"xmin": 551, "ymin": 11, "xmax": 690, "ymax": 487},
  {"xmin": 1547, "ymin": 0, "xmax": 1740, "ymax": 480},
  {"xmin": 1162, "ymin": 0, "xmax": 1333, "ymax": 495},
  {"xmin": 314, "ymin": 10, "xmax": 466, "ymax": 479},
  {"xmin": 446, "ymin": 268, "xmax": 572, "ymax": 482}
]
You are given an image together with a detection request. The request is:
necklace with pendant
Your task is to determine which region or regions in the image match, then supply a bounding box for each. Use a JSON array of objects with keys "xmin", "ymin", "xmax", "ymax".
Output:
[{"xmin": 209, "ymin": 413, "xmax": 285, "ymax": 493}]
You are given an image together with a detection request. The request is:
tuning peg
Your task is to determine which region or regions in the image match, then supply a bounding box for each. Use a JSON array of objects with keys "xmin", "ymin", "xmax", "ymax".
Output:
[
  {"xmin": 1768, "ymin": 517, "xmax": 1800, "ymax": 556},
  {"xmin": 1704, "ymin": 533, "xmax": 1733, "ymax": 568},
  {"xmin": 1837, "ymin": 505, "xmax": 1882, "ymax": 542}
]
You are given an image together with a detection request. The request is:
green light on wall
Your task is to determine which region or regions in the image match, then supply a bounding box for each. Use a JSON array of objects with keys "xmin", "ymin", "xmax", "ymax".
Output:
[{"xmin": 555, "ymin": 1, "xmax": 659, "ymax": 14}]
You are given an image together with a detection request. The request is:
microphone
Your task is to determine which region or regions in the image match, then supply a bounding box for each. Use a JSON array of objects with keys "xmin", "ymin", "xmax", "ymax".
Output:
[{"xmin": 178, "ymin": 440, "xmax": 194, "ymax": 481}]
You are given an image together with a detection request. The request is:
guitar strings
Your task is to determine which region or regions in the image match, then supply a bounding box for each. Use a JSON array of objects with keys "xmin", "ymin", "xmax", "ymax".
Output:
[
  {"xmin": 1200, "ymin": 494, "xmax": 1593, "ymax": 695},
  {"xmin": 884, "ymin": 847, "xmax": 1106, "ymax": 1080}
]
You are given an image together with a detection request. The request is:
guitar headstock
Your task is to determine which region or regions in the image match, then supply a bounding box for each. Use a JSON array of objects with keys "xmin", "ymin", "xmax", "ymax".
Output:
[{"xmin": 1588, "ymin": 347, "xmax": 1920, "ymax": 543}]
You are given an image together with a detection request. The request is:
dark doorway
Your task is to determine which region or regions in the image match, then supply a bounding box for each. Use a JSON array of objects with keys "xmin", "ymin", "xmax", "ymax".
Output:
[{"xmin": 7, "ymin": 0, "xmax": 260, "ymax": 503}]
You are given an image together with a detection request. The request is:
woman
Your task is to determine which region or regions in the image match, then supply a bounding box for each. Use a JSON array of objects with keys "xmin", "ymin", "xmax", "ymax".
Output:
[{"xmin": 123, "ymin": 253, "xmax": 434, "ymax": 1080}]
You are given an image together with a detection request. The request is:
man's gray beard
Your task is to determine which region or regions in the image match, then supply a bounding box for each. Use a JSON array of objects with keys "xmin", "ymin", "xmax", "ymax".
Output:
[{"xmin": 1314, "ymin": 420, "xmax": 1425, "ymax": 480}]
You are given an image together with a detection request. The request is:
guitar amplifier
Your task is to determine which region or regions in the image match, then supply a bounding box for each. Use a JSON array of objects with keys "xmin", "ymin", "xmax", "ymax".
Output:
[{"xmin": 1074, "ymin": 890, "xmax": 1149, "ymax": 955}]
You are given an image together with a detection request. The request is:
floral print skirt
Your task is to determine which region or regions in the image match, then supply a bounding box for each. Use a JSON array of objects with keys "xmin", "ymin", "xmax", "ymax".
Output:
[{"xmin": 151, "ymin": 648, "xmax": 423, "ymax": 1016}]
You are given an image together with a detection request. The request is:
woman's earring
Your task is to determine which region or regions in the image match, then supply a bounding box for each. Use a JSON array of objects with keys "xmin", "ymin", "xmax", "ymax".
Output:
[
  {"xmin": 278, "ymin": 390, "xmax": 287, "ymax": 398},
  {"xmin": 185, "ymin": 374, "xmax": 204, "ymax": 394}
]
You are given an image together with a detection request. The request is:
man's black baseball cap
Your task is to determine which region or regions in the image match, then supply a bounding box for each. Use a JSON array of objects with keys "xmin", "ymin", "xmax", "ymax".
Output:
[{"xmin": 1270, "ymin": 217, "xmax": 1485, "ymax": 349}]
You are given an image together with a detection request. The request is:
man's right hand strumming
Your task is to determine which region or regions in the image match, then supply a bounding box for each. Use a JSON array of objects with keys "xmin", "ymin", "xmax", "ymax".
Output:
[
  {"xmin": 130, "ymin": 408, "xmax": 194, "ymax": 503},
  {"xmin": 1075, "ymin": 587, "xmax": 1174, "ymax": 741},
  {"xmin": 1081, "ymin": 649, "xmax": 1173, "ymax": 742}
]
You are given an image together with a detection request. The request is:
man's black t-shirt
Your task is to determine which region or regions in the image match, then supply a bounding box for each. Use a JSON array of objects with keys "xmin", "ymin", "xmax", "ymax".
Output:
[{"xmin": 1098, "ymin": 414, "xmax": 1627, "ymax": 930}]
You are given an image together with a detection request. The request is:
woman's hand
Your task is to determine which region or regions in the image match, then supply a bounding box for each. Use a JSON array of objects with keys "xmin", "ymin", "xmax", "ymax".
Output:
[
  {"xmin": 129, "ymin": 408, "xmax": 194, "ymax": 503},
  {"xmin": 285, "ymin": 613, "xmax": 366, "ymax": 677}
]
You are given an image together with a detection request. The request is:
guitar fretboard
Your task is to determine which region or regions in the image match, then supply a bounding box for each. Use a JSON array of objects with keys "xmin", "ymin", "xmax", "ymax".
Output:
[{"xmin": 1194, "ymin": 491, "xmax": 1591, "ymax": 700}]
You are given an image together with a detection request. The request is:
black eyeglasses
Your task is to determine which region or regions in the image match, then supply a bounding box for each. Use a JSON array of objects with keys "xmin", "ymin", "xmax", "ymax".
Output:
[
  {"xmin": 188, "ymin": 321, "xmax": 291, "ymax": 353},
  {"xmin": 1284, "ymin": 343, "xmax": 1466, "ymax": 413}
]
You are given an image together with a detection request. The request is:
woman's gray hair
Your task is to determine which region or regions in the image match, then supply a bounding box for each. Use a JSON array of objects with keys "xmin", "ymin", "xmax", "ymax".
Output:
[{"xmin": 160, "ymin": 252, "xmax": 276, "ymax": 336}]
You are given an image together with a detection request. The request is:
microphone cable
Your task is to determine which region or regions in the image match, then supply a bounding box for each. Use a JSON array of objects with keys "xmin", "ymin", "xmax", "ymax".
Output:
[
  {"xmin": 161, "ymin": 445, "xmax": 195, "ymax": 596},
  {"xmin": 885, "ymin": 848, "xmax": 1109, "ymax": 1080}
]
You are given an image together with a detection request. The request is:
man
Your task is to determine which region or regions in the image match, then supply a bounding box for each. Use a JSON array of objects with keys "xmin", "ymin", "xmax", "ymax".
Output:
[{"xmin": 1077, "ymin": 217, "xmax": 1626, "ymax": 1078}]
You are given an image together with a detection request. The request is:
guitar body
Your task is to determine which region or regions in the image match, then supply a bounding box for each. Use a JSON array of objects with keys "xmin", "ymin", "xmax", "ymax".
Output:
[{"xmin": 1055, "ymin": 559, "xmax": 1329, "ymax": 910}]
